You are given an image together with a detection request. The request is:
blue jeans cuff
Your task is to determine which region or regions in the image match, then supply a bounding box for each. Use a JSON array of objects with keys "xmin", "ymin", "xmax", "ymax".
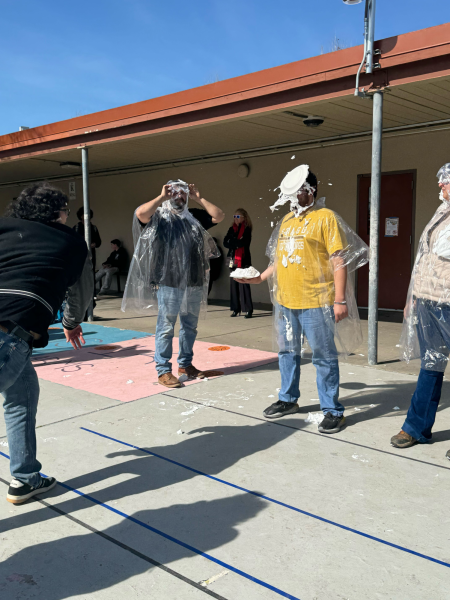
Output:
[
  {"xmin": 156, "ymin": 368, "xmax": 172, "ymax": 376},
  {"xmin": 278, "ymin": 394, "xmax": 298, "ymax": 403},
  {"xmin": 402, "ymin": 421, "xmax": 431, "ymax": 444}
]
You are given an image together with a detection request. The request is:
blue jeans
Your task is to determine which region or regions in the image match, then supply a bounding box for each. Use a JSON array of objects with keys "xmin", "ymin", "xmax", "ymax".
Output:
[
  {"xmin": 278, "ymin": 306, "xmax": 344, "ymax": 416},
  {"xmin": 0, "ymin": 330, "xmax": 41, "ymax": 486},
  {"xmin": 155, "ymin": 286, "xmax": 203, "ymax": 376},
  {"xmin": 402, "ymin": 300, "xmax": 450, "ymax": 442}
]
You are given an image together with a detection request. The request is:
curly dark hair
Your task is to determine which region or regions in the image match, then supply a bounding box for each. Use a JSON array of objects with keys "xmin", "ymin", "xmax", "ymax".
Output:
[{"xmin": 6, "ymin": 182, "xmax": 68, "ymax": 223}]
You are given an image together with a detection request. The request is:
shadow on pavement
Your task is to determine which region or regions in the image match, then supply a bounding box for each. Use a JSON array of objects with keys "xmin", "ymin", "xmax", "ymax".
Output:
[
  {"xmin": 0, "ymin": 420, "xmax": 301, "ymax": 533},
  {"xmin": 0, "ymin": 420, "xmax": 298, "ymax": 597},
  {"xmin": 0, "ymin": 493, "xmax": 266, "ymax": 599}
]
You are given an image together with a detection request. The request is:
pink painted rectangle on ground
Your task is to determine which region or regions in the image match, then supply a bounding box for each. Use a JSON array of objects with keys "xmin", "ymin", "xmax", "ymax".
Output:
[{"xmin": 32, "ymin": 337, "xmax": 277, "ymax": 402}]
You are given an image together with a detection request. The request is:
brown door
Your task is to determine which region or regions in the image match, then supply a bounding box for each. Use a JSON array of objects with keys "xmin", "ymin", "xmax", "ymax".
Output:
[{"xmin": 357, "ymin": 172, "xmax": 414, "ymax": 310}]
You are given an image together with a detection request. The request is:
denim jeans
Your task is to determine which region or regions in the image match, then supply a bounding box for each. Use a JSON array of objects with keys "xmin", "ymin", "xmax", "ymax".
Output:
[
  {"xmin": 0, "ymin": 330, "xmax": 41, "ymax": 486},
  {"xmin": 278, "ymin": 305, "xmax": 344, "ymax": 416},
  {"xmin": 95, "ymin": 267, "xmax": 119, "ymax": 291},
  {"xmin": 155, "ymin": 286, "xmax": 203, "ymax": 376},
  {"xmin": 402, "ymin": 300, "xmax": 450, "ymax": 442}
]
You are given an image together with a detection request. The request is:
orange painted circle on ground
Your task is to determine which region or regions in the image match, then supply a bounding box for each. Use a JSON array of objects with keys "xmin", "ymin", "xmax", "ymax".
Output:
[
  {"xmin": 94, "ymin": 345, "xmax": 122, "ymax": 351},
  {"xmin": 208, "ymin": 346, "xmax": 231, "ymax": 352}
]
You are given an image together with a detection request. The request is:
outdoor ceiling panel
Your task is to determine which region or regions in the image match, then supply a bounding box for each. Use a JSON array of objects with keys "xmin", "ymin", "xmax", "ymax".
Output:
[
  {"xmin": 0, "ymin": 149, "xmax": 82, "ymax": 184},
  {"xmin": 244, "ymin": 113, "xmax": 352, "ymax": 137},
  {"xmin": 3, "ymin": 72, "xmax": 450, "ymax": 187},
  {"xmin": 388, "ymin": 89, "xmax": 450, "ymax": 118},
  {"xmin": 383, "ymin": 94, "xmax": 449, "ymax": 124},
  {"xmin": 266, "ymin": 113, "xmax": 353, "ymax": 135},
  {"xmin": 393, "ymin": 84, "xmax": 450, "ymax": 114}
]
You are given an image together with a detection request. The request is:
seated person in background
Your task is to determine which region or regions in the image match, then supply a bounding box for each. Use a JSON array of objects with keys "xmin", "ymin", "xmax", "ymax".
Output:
[{"xmin": 96, "ymin": 239, "xmax": 127, "ymax": 295}]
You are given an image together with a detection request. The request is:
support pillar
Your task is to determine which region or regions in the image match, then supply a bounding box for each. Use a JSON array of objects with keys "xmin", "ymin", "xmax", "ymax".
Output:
[
  {"xmin": 81, "ymin": 146, "xmax": 94, "ymax": 323},
  {"xmin": 368, "ymin": 89, "xmax": 383, "ymax": 365}
]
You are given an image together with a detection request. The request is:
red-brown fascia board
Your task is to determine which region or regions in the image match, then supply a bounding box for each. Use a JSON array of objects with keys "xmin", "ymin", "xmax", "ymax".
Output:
[{"xmin": 1, "ymin": 22, "xmax": 450, "ymax": 156}]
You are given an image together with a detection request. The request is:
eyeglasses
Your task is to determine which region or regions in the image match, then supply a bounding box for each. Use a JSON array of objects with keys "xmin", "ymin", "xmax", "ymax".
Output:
[
  {"xmin": 234, "ymin": 215, "xmax": 242, "ymax": 218},
  {"xmin": 61, "ymin": 208, "xmax": 71, "ymax": 216}
]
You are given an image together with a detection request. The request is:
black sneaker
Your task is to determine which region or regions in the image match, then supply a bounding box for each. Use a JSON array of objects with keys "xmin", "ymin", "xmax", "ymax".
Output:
[
  {"xmin": 263, "ymin": 400, "xmax": 300, "ymax": 419},
  {"xmin": 7, "ymin": 476, "xmax": 57, "ymax": 505},
  {"xmin": 318, "ymin": 413, "xmax": 346, "ymax": 434}
]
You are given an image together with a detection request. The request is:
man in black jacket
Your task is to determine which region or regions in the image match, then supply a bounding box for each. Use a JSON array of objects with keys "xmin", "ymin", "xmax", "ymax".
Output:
[
  {"xmin": 95, "ymin": 239, "xmax": 128, "ymax": 295},
  {"xmin": 0, "ymin": 182, "xmax": 93, "ymax": 504}
]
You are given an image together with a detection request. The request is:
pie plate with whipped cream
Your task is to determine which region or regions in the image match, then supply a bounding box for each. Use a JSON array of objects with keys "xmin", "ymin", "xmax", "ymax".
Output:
[{"xmin": 230, "ymin": 266, "xmax": 261, "ymax": 279}]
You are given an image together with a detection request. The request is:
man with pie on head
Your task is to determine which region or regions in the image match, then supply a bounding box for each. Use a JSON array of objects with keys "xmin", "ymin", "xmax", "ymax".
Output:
[{"xmin": 235, "ymin": 165, "xmax": 368, "ymax": 433}]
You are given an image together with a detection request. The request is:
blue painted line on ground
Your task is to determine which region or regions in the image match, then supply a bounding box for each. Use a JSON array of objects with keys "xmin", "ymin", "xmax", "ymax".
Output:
[
  {"xmin": 81, "ymin": 427, "xmax": 450, "ymax": 570},
  {"xmin": 0, "ymin": 449, "xmax": 300, "ymax": 600}
]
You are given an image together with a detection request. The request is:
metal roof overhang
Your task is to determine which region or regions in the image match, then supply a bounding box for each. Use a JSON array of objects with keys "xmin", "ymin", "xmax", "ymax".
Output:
[{"xmin": 1, "ymin": 23, "xmax": 450, "ymax": 187}]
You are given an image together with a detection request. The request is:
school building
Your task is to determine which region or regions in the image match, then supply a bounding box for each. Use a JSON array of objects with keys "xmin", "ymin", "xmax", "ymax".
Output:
[{"xmin": 1, "ymin": 23, "xmax": 450, "ymax": 310}]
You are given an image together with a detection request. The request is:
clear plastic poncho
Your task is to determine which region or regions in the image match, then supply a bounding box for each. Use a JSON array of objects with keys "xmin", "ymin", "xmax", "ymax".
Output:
[
  {"xmin": 121, "ymin": 180, "xmax": 219, "ymax": 319},
  {"xmin": 266, "ymin": 181, "xmax": 369, "ymax": 356},
  {"xmin": 400, "ymin": 164, "xmax": 450, "ymax": 371}
]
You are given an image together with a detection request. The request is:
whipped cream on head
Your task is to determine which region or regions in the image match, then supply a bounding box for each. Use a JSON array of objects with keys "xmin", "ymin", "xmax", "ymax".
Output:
[
  {"xmin": 162, "ymin": 179, "xmax": 190, "ymax": 218},
  {"xmin": 270, "ymin": 164, "xmax": 316, "ymax": 216},
  {"xmin": 437, "ymin": 164, "xmax": 450, "ymax": 205}
]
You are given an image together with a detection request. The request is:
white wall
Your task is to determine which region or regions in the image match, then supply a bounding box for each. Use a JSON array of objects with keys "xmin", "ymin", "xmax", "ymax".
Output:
[{"xmin": 0, "ymin": 126, "xmax": 448, "ymax": 304}]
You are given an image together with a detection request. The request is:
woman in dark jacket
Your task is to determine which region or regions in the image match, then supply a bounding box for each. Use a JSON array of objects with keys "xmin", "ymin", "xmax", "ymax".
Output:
[{"xmin": 223, "ymin": 208, "xmax": 253, "ymax": 318}]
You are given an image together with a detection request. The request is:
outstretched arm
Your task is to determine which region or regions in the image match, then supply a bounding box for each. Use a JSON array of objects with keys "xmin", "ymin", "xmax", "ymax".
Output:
[
  {"xmin": 62, "ymin": 255, "xmax": 94, "ymax": 349},
  {"xmin": 189, "ymin": 184, "xmax": 225, "ymax": 224},
  {"xmin": 235, "ymin": 265, "xmax": 274, "ymax": 285}
]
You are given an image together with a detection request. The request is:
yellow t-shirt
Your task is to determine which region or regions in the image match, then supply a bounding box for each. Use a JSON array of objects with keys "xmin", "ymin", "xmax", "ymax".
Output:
[{"xmin": 275, "ymin": 208, "xmax": 346, "ymax": 309}]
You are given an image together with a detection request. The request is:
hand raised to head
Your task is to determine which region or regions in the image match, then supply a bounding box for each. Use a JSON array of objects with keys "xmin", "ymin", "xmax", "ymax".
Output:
[
  {"xmin": 189, "ymin": 184, "xmax": 202, "ymax": 203},
  {"xmin": 160, "ymin": 184, "xmax": 173, "ymax": 201}
]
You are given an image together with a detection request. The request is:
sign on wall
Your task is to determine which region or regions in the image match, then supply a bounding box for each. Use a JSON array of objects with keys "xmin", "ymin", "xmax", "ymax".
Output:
[
  {"xmin": 385, "ymin": 217, "xmax": 399, "ymax": 237},
  {"xmin": 69, "ymin": 182, "xmax": 76, "ymax": 200}
]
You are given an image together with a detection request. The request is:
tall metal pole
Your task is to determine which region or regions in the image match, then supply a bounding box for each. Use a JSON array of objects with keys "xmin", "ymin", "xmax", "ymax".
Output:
[
  {"xmin": 368, "ymin": 89, "xmax": 383, "ymax": 365},
  {"xmin": 81, "ymin": 146, "xmax": 94, "ymax": 322},
  {"xmin": 365, "ymin": 0, "xmax": 376, "ymax": 74}
]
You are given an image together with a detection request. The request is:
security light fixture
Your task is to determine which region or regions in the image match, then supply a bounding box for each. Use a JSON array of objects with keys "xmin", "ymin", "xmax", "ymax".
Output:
[
  {"xmin": 303, "ymin": 116, "xmax": 325, "ymax": 128},
  {"xmin": 284, "ymin": 111, "xmax": 325, "ymax": 127},
  {"xmin": 59, "ymin": 161, "xmax": 81, "ymax": 170}
]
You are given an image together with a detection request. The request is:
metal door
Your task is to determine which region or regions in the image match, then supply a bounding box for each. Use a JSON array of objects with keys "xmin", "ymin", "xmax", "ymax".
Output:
[{"xmin": 357, "ymin": 172, "xmax": 414, "ymax": 310}]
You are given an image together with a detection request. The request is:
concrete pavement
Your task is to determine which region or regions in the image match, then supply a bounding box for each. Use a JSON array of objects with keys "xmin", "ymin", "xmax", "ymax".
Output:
[{"xmin": 1, "ymin": 299, "xmax": 450, "ymax": 599}]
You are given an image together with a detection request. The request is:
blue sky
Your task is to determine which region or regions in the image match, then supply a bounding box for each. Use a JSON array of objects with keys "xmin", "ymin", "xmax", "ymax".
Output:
[{"xmin": 0, "ymin": 0, "xmax": 447, "ymax": 135}]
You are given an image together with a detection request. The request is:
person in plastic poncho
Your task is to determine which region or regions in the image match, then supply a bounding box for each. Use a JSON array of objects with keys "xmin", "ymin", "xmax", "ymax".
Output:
[
  {"xmin": 122, "ymin": 180, "xmax": 224, "ymax": 388},
  {"xmin": 393, "ymin": 164, "xmax": 450, "ymax": 458},
  {"xmin": 235, "ymin": 165, "xmax": 368, "ymax": 434}
]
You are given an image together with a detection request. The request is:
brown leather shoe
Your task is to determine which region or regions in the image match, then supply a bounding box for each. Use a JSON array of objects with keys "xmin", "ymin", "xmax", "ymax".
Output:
[
  {"xmin": 158, "ymin": 373, "xmax": 182, "ymax": 388},
  {"xmin": 178, "ymin": 365, "xmax": 206, "ymax": 380},
  {"xmin": 390, "ymin": 430, "xmax": 418, "ymax": 449}
]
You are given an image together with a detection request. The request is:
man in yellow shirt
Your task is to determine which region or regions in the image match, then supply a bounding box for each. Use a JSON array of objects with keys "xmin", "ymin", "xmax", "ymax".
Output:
[{"xmin": 237, "ymin": 168, "xmax": 349, "ymax": 434}]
